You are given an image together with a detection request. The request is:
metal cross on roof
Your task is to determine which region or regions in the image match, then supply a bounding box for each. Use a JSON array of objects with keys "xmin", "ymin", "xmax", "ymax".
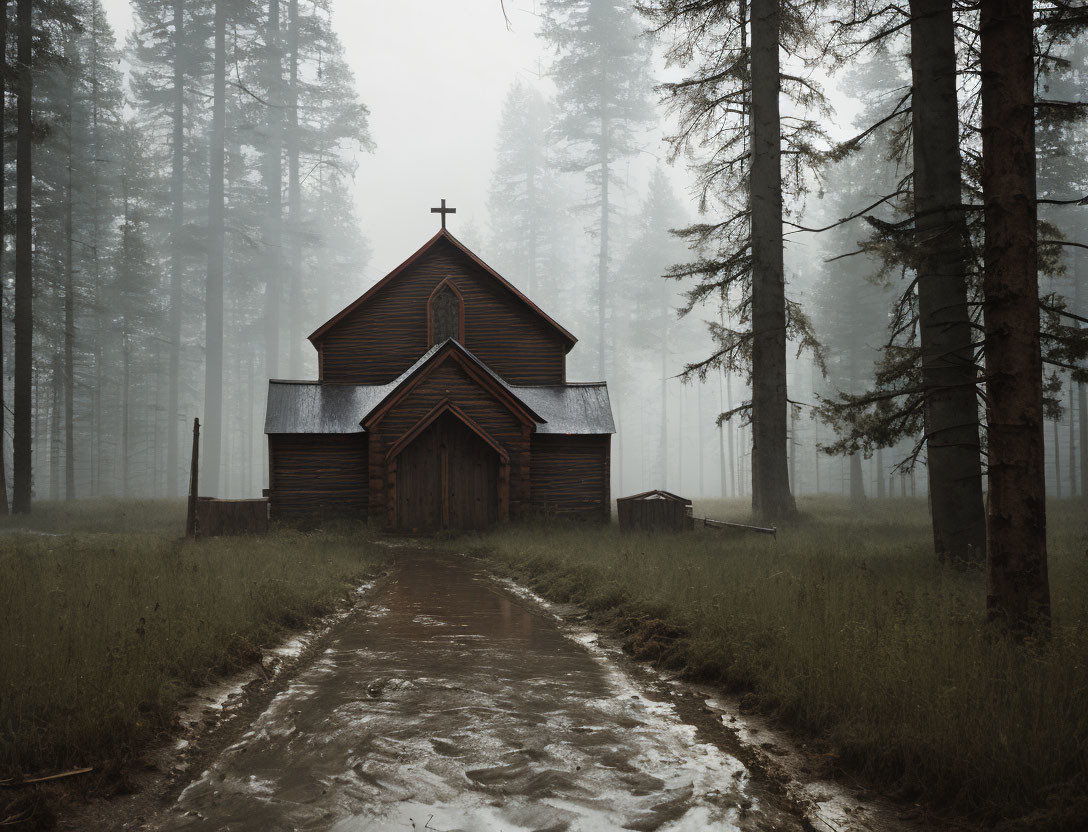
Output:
[{"xmin": 431, "ymin": 198, "xmax": 456, "ymax": 229}]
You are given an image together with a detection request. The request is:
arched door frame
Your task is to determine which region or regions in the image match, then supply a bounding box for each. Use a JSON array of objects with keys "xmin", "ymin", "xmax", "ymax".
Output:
[{"xmin": 385, "ymin": 398, "xmax": 510, "ymax": 530}]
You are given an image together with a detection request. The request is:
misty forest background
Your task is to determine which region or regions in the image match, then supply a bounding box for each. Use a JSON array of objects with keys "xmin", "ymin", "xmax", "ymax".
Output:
[{"xmin": 0, "ymin": 0, "xmax": 1085, "ymax": 517}]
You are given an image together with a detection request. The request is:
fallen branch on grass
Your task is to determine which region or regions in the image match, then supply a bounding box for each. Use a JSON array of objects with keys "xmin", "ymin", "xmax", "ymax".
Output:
[
  {"xmin": 700, "ymin": 517, "xmax": 778, "ymax": 539},
  {"xmin": 0, "ymin": 767, "xmax": 94, "ymax": 788}
]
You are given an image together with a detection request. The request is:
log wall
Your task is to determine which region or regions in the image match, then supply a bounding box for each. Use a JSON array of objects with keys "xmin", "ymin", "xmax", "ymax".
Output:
[
  {"xmin": 268, "ymin": 434, "xmax": 369, "ymax": 520},
  {"xmin": 529, "ymin": 434, "xmax": 611, "ymax": 521}
]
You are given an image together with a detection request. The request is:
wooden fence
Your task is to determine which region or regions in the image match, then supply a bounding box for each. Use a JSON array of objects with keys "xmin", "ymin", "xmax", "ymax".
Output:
[
  {"xmin": 185, "ymin": 417, "xmax": 270, "ymax": 538},
  {"xmin": 194, "ymin": 498, "xmax": 270, "ymax": 537}
]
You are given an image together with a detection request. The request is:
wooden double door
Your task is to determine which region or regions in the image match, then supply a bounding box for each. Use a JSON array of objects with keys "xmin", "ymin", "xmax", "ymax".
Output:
[{"xmin": 395, "ymin": 412, "xmax": 501, "ymax": 532}]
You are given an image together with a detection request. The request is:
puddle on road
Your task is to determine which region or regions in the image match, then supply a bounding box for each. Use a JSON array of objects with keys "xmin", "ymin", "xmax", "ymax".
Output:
[{"xmin": 155, "ymin": 552, "xmax": 800, "ymax": 832}]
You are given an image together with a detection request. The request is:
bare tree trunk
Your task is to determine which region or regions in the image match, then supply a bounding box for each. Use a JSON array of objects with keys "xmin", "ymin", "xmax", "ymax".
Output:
[
  {"xmin": 789, "ymin": 399, "xmax": 797, "ymax": 494},
  {"xmin": 660, "ymin": 316, "xmax": 668, "ymax": 489},
  {"xmin": 1081, "ymin": 376, "xmax": 1087, "ymax": 499},
  {"xmin": 749, "ymin": 0, "xmax": 794, "ymax": 520},
  {"xmin": 850, "ymin": 454, "xmax": 865, "ymax": 502},
  {"xmin": 526, "ymin": 129, "xmax": 537, "ymax": 298},
  {"xmin": 264, "ymin": 0, "xmax": 283, "ymax": 381},
  {"xmin": 598, "ymin": 115, "xmax": 610, "ymax": 380},
  {"xmin": 89, "ymin": 14, "xmax": 103, "ymax": 495},
  {"xmin": 64, "ymin": 52, "xmax": 75, "ymax": 500},
  {"xmin": 981, "ymin": 0, "xmax": 1049, "ymax": 626},
  {"xmin": 167, "ymin": 0, "xmax": 185, "ymax": 498},
  {"xmin": 122, "ymin": 333, "xmax": 131, "ymax": 497},
  {"xmin": 698, "ymin": 381, "xmax": 705, "ymax": 494},
  {"xmin": 725, "ymin": 371, "xmax": 735, "ymax": 497},
  {"xmin": 847, "ymin": 340, "xmax": 863, "ymax": 502},
  {"xmin": 910, "ymin": 0, "xmax": 987, "ymax": 563},
  {"xmin": 1068, "ymin": 373, "xmax": 1076, "ymax": 497},
  {"xmin": 718, "ymin": 370, "xmax": 729, "ymax": 497},
  {"xmin": 120, "ymin": 168, "xmax": 133, "ymax": 498},
  {"xmin": 615, "ymin": 397, "xmax": 624, "ymax": 496},
  {"xmin": 741, "ymin": 421, "xmax": 749, "ymax": 497},
  {"xmin": 153, "ymin": 342, "xmax": 162, "ymax": 494},
  {"xmin": 286, "ymin": 0, "xmax": 302, "ymax": 377},
  {"xmin": 204, "ymin": 0, "xmax": 227, "ymax": 496},
  {"xmin": 12, "ymin": 0, "xmax": 32, "ymax": 514},
  {"xmin": 678, "ymin": 382, "xmax": 684, "ymax": 492},
  {"xmin": 1051, "ymin": 417, "xmax": 1061, "ymax": 498},
  {"xmin": 244, "ymin": 347, "xmax": 254, "ymax": 495},
  {"xmin": 50, "ymin": 354, "xmax": 60, "ymax": 500},
  {"xmin": 1078, "ymin": 269, "xmax": 1087, "ymax": 497},
  {"xmin": 0, "ymin": 0, "xmax": 10, "ymax": 515},
  {"xmin": 876, "ymin": 448, "xmax": 885, "ymax": 498}
]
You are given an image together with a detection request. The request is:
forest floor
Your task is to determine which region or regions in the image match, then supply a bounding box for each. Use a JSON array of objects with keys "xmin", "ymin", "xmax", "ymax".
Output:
[
  {"xmin": 0, "ymin": 499, "xmax": 389, "ymax": 828},
  {"xmin": 2, "ymin": 498, "xmax": 1085, "ymax": 831},
  {"xmin": 465, "ymin": 496, "xmax": 1088, "ymax": 832},
  {"xmin": 19, "ymin": 543, "xmax": 923, "ymax": 832},
  {"xmin": 129, "ymin": 549, "xmax": 843, "ymax": 832}
]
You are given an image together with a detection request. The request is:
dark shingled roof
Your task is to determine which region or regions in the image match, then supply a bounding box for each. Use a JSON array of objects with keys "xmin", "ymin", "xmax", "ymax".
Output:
[
  {"xmin": 264, "ymin": 382, "xmax": 381, "ymax": 434},
  {"xmin": 265, "ymin": 341, "xmax": 614, "ymax": 436},
  {"xmin": 513, "ymin": 384, "xmax": 614, "ymax": 434},
  {"xmin": 265, "ymin": 380, "xmax": 614, "ymax": 435}
]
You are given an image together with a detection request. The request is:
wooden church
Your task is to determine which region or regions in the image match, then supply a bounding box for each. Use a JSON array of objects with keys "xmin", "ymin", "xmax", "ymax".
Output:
[{"xmin": 264, "ymin": 207, "xmax": 614, "ymax": 532}]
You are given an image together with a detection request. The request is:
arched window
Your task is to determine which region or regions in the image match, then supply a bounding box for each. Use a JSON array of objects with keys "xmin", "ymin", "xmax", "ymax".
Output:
[{"xmin": 429, "ymin": 281, "xmax": 463, "ymax": 345}]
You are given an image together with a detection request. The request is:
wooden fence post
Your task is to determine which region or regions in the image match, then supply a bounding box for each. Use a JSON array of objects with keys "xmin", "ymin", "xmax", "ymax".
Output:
[{"xmin": 186, "ymin": 418, "xmax": 200, "ymax": 538}]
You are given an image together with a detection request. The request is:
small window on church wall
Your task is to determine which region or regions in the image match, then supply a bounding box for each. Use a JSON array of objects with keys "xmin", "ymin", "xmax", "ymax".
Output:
[{"xmin": 430, "ymin": 284, "xmax": 461, "ymax": 345}]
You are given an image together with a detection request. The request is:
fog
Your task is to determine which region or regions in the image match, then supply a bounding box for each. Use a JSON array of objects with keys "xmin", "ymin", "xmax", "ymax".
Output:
[
  {"xmin": 6, "ymin": 1, "xmax": 1086, "ymax": 510},
  {"xmin": 3, "ymin": 7, "xmax": 1083, "ymax": 825}
]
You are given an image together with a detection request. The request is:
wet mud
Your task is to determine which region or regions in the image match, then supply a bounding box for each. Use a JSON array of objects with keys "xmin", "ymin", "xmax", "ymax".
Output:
[{"xmin": 151, "ymin": 551, "xmax": 801, "ymax": 832}]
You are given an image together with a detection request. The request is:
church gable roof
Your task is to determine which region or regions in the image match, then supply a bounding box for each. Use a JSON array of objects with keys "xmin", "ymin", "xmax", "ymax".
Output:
[
  {"xmin": 307, "ymin": 229, "xmax": 577, "ymax": 349},
  {"xmin": 362, "ymin": 339, "xmax": 543, "ymax": 428}
]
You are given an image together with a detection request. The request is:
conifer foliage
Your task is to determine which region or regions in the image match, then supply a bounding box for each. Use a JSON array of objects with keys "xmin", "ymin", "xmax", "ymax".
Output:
[
  {"xmin": 0, "ymin": 0, "xmax": 372, "ymax": 509},
  {"xmin": 540, "ymin": 0, "xmax": 654, "ymax": 379},
  {"xmin": 639, "ymin": 0, "xmax": 826, "ymax": 521}
]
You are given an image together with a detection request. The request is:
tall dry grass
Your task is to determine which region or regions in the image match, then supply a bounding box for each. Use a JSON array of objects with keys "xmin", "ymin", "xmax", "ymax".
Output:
[
  {"xmin": 470, "ymin": 497, "xmax": 1088, "ymax": 829},
  {"xmin": 0, "ymin": 497, "xmax": 187, "ymax": 536},
  {"xmin": 0, "ymin": 502, "xmax": 386, "ymax": 775}
]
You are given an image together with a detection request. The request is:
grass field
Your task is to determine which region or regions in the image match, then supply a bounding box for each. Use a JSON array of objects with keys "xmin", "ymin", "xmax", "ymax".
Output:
[
  {"xmin": 0, "ymin": 500, "xmax": 386, "ymax": 778},
  {"xmin": 469, "ymin": 497, "xmax": 1088, "ymax": 831}
]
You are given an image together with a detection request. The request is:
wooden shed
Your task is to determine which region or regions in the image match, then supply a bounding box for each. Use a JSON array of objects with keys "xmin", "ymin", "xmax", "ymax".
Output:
[
  {"xmin": 264, "ymin": 223, "xmax": 615, "ymax": 532},
  {"xmin": 617, "ymin": 490, "xmax": 693, "ymax": 532}
]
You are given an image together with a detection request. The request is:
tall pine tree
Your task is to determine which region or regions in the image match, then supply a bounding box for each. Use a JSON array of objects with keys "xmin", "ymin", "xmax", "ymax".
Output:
[{"xmin": 540, "ymin": 0, "xmax": 653, "ymax": 379}]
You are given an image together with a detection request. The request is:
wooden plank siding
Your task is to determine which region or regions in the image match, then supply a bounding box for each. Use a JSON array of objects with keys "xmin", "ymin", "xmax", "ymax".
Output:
[
  {"xmin": 268, "ymin": 434, "xmax": 368, "ymax": 520},
  {"xmin": 617, "ymin": 496, "xmax": 690, "ymax": 532},
  {"xmin": 366, "ymin": 359, "xmax": 532, "ymax": 524},
  {"xmin": 316, "ymin": 237, "xmax": 567, "ymax": 385},
  {"xmin": 529, "ymin": 434, "xmax": 611, "ymax": 521}
]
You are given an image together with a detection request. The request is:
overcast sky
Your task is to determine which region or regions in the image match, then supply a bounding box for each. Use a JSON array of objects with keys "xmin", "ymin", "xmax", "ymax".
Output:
[{"xmin": 98, "ymin": 1, "xmax": 857, "ymax": 286}]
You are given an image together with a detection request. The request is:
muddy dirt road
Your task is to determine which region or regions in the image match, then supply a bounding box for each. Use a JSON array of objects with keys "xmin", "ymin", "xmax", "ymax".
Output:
[{"xmin": 151, "ymin": 552, "xmax": 803, "ymax": 831}]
